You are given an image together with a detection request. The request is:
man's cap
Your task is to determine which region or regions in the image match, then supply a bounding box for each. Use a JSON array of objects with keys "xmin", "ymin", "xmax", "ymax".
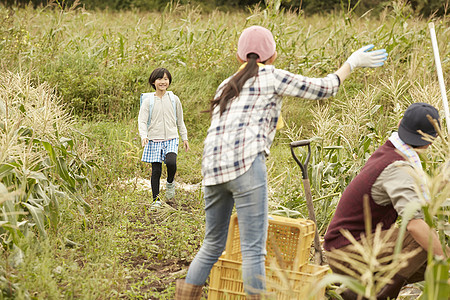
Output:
[
  {"xmin": 398, "ymin": 102, "xmax": 440, "ymax": 147},
  {"xmin": 237, "ymin": 26, "xmax": 276, "ymax": 63}
]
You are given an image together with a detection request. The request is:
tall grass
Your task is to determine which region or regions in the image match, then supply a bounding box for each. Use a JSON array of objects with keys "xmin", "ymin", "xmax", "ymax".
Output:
[
  {"xmin": 0, "ymin": 0, "xmax": 449, "ymax": 298},
  {"xmin": 0, "ymin": 71, "xmax": 101, "ymax": 298},
  {"xmin": 0, "ymin": 71, "xmax": 95, "ymax": 243},
  {"xmin": 2, "ymin": 1, "xmax": 447, "ymax": 125}
]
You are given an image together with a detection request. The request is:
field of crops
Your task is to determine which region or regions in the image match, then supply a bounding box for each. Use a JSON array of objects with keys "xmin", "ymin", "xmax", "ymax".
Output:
[{"xmin": 0, "ymin": 0, "xmax": 449, "ymax": 298}]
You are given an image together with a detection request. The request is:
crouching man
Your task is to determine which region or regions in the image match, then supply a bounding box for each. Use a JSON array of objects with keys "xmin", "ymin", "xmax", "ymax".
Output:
[{"xmin": 323, "ymin": 103, "xmax": 448, "ymax": 300}]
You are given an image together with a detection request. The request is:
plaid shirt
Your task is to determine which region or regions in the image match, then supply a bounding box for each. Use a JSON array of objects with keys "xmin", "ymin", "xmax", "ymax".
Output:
[{"xmin": 202, "ymin": 65, "xmax": 340, "ymax": 186}]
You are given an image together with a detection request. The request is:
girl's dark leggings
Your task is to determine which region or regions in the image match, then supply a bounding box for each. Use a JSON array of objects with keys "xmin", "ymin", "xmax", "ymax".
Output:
[{"xmin": 151, "ymin": 152, "xmax": 177, "ymax": 200}]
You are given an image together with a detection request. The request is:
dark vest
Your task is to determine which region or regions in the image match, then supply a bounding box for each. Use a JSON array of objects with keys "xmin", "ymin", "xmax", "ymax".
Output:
[{"xmin": 324, "ymin": 140, "xmax": 405, "ymax": 251}]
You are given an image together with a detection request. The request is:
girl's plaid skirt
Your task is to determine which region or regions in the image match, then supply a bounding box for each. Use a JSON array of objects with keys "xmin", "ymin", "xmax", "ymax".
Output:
[{"xmin": 142, "ymin": 138, "xmax": 179, "ymax": 163}]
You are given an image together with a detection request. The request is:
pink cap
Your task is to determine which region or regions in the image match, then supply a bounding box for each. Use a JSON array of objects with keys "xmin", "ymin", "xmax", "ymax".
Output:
[{"xmin": 237, "ymin": 26, "xmax": 276, "ymax": 63}]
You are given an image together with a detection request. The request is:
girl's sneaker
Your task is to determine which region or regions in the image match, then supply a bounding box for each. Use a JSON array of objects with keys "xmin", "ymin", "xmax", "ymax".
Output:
[
  {"xmin": 151, "ymin": 200, "xmax": 162, "ymax": 209},
  {"xmin": 166, "ymin": 182, "xmax": 175, "ymax": 199}
]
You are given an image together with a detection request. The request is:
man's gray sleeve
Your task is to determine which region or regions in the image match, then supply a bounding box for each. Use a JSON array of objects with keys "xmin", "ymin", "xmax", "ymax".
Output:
[{"xmin": 372, "ymin": 161, "xmax": 425, "ymax": 219}]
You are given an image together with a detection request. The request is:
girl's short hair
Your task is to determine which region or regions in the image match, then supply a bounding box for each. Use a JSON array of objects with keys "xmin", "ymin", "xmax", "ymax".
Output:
[{"xmin": 149, "ymin": 68, "xmax": 172, "ymax": 90}]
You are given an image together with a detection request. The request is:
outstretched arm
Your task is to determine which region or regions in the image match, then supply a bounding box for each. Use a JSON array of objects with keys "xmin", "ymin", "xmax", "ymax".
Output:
[
  {"xmin": 335, "ymin": 44, "xmax": 388, "ymax": 83},
  {"xmin": 334, "ymin": 62, "xmax": 352, "ymax": 83}
]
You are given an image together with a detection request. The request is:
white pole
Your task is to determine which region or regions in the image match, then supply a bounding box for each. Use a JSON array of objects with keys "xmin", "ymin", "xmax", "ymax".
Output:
[{"xmin": 428, "ymin": 22, "xmax": 450, "ymax": 135}]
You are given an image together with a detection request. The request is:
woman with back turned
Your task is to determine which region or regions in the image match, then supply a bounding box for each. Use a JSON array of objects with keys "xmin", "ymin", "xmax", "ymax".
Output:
[{"xmin": 176, "ymin": 25, "xmax": 387, "ymax": 299}]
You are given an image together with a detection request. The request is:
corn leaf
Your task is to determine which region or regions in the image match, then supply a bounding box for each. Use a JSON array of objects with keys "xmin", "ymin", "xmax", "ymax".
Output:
[
  {"xmin": 56, "ymin": 157, "xmax": 76, "ymax": 188},
  {"xmin": 422, "ymin": 258, "xmax": 450, "ymax": 300},
  {"xmin": 0, "ymin": 163, "xmax": 16, "ymax": 179},
  {"xmin": 309, "ymin": 273, "xmax": 366, "ymax": 300},
  {"xmin": 41, "ymin": 140, "xmax": 57, "ymax": 164},
  {"xmin": 23, "ymin": 202, "xmax": 47, "ymax": 239}
]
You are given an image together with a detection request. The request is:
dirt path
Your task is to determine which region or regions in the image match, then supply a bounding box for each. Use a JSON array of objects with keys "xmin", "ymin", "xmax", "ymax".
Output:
[
  {"xmin": 116, "ymin": 178, "xmax": 421, "ymax": 299},
  {"xmin": 115, "ymin": 178, "xmax": 205, "ymax": 299}
]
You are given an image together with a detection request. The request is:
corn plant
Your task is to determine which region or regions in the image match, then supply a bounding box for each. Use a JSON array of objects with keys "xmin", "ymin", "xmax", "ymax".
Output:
[
  {"xmin": 409, "ymin": 121, "xmax": 450, "ymax": 300},
  {"xmin": 0, "ymin": 71, "xmax": 96, "ymax": 250}
]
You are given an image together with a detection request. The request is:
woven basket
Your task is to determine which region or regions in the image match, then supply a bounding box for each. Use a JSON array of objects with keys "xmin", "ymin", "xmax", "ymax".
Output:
[
  {"xmin": 209, "ymin": 256, "xmax": 329, "ymax": 300},
  {"xmin": 224, "ymin": 214, "xmax": 315, "ymax": 270}
]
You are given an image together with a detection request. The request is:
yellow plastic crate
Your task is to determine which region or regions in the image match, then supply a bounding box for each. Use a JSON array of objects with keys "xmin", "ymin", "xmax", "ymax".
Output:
[
  {"xmin": 208, "ymin": 257, "xmax": 329, "ymax": 300},
  {"xmin": 224, "ymin": 214, "xmax": 315, "ymax": 270}
]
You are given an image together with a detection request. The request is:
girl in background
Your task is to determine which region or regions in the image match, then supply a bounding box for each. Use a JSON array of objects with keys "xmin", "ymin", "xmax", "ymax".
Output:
[{"xmin": 138, "ymin": 68, "xmax": 189, "ymax": 207}]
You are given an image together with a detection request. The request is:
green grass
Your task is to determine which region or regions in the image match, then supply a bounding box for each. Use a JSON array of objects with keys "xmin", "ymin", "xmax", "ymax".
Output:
[
  {"xmin": 0, "ymin": 1, "xmax": 449, "ymax": 298},
  {"xmin": 1, "ymin": 118, "xmax": 206, "ymax": 298}
]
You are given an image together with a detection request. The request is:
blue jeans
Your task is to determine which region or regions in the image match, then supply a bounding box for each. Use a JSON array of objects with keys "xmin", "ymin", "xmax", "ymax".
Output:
[{"xmin": 185, "ymin": 153, "xmax": 268, "ymax": 294}]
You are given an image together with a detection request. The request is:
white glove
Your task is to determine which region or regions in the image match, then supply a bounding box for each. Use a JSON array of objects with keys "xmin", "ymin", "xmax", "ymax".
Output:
[{"xmin": 345, "ymin": 45, "xmax": 388, "ymax": 70}]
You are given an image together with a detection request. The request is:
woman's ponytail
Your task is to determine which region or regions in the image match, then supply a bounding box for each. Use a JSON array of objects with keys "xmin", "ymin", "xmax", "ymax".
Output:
[{"xmin": 208, "ymin": 53, "xmax": 260, "ymax": 116}]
